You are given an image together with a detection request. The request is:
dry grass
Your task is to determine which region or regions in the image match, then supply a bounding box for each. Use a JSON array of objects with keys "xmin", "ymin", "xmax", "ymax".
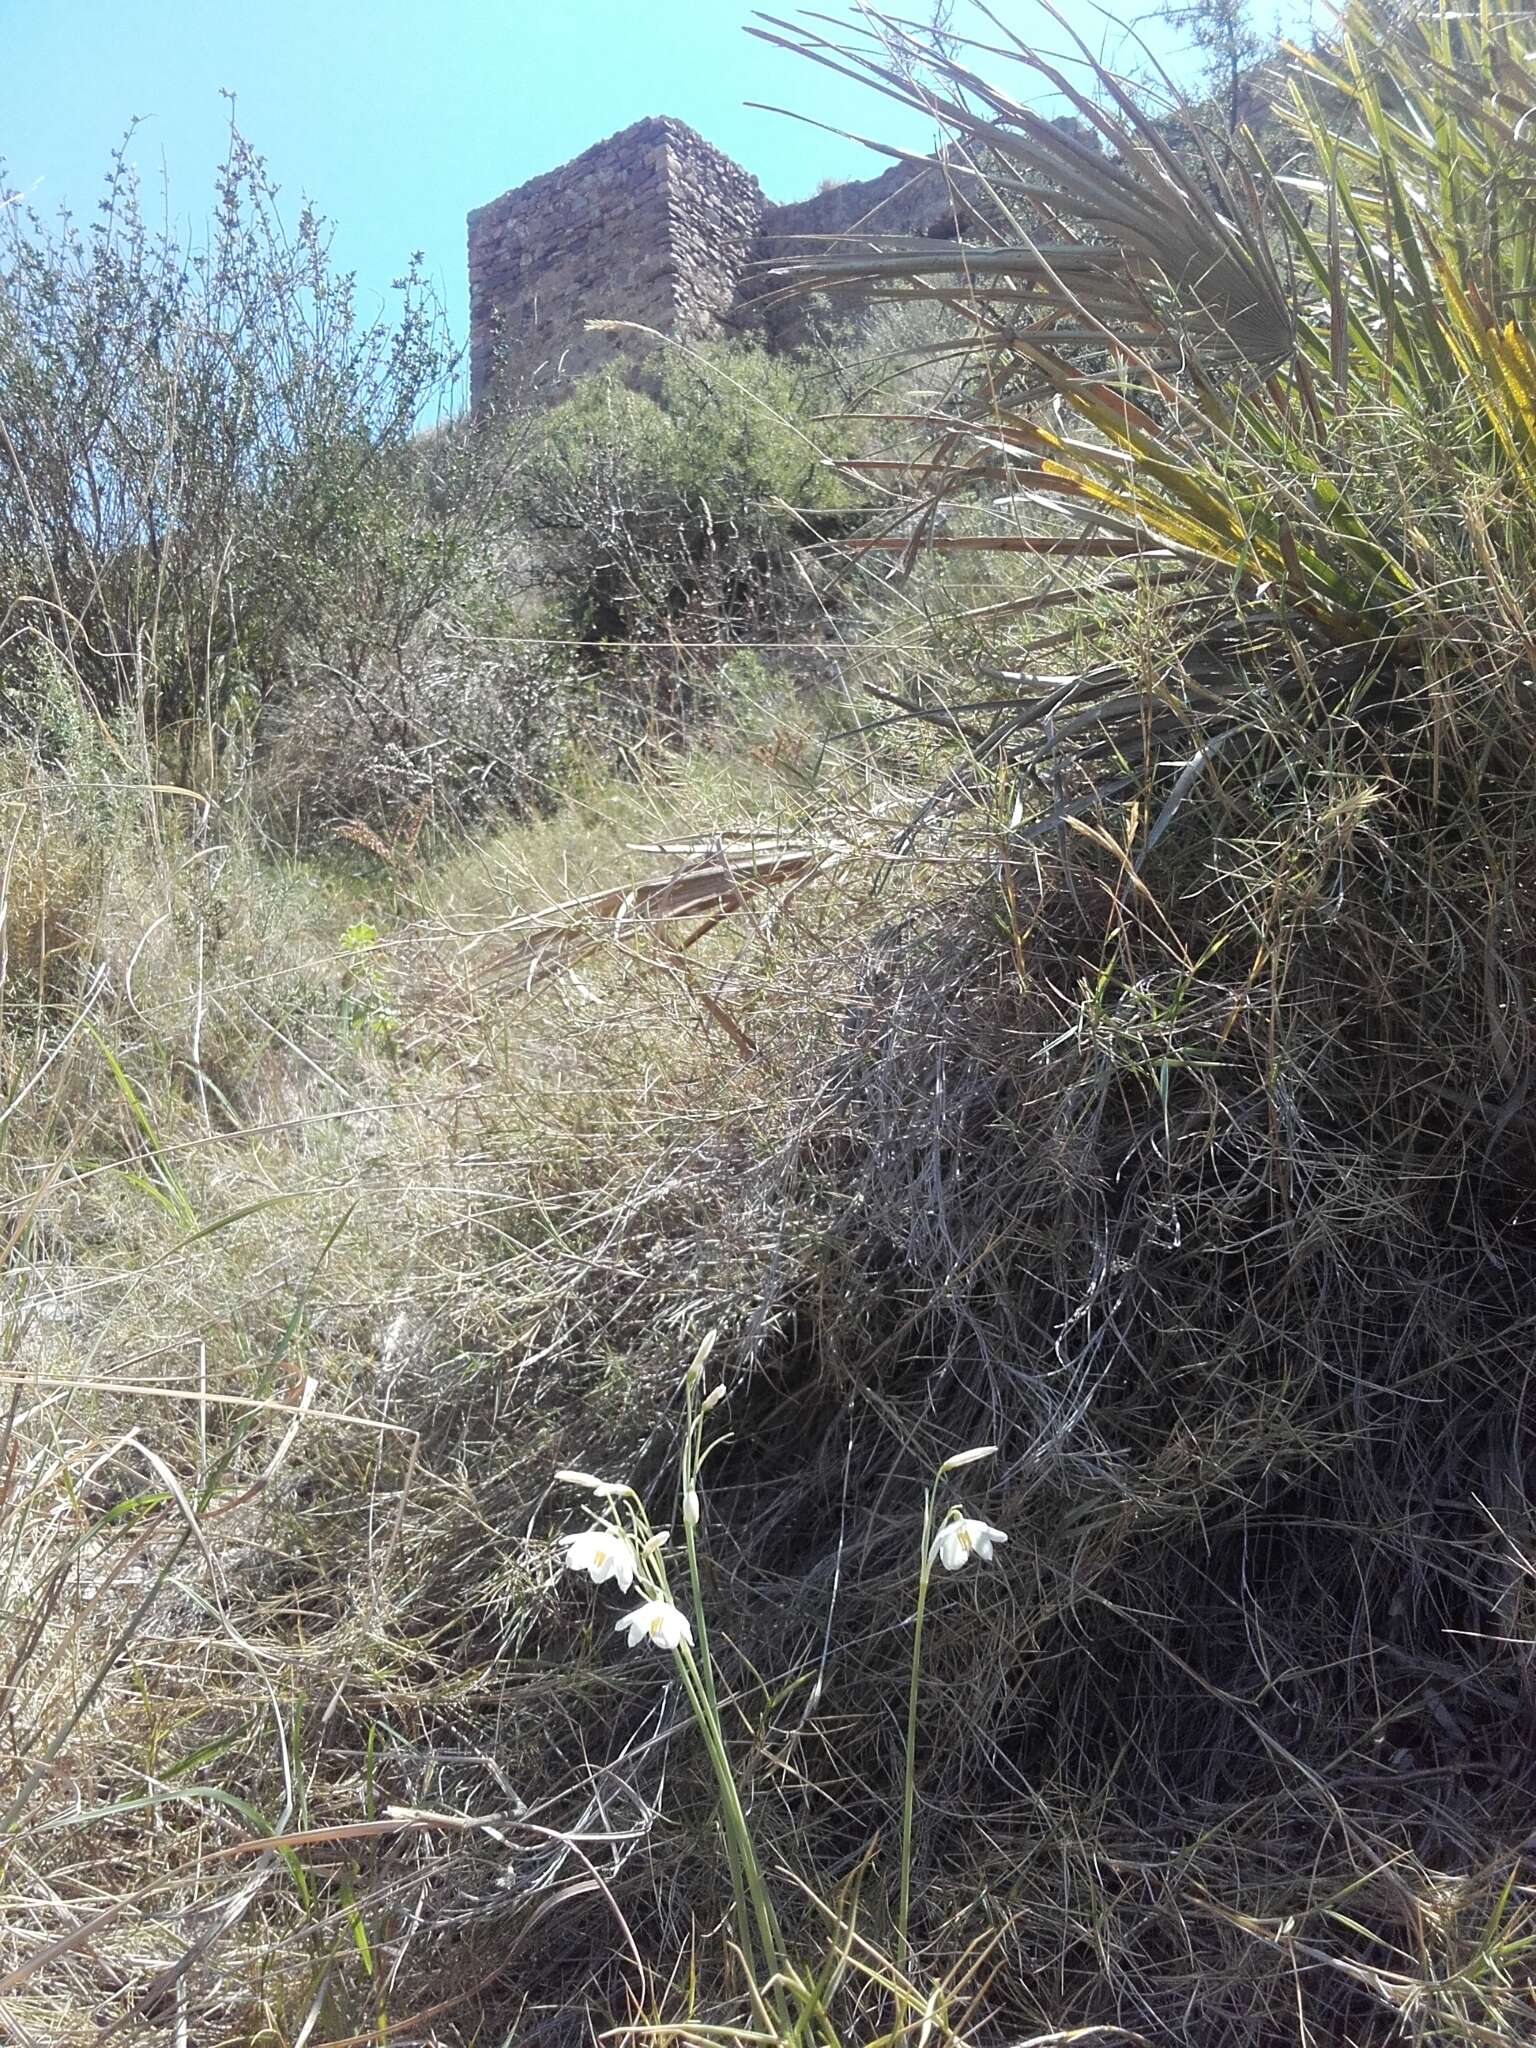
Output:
[
  {"xmin": 9, "ymin": 628, "xmax": 1536, "ymax": 2044},
  {"xmin": 0, "ymin": 686, "xmax": 922, "ymax": 2045},
  {"xmin": 10, "ymin": 6, "xmax": 1536, "ymax": 2038}
]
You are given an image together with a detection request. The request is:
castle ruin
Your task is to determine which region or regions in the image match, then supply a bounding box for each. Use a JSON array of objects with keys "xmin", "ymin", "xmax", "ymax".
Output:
[{"xmin": 467, "ymin": 117, "xmax": 964, "ymax": 407}]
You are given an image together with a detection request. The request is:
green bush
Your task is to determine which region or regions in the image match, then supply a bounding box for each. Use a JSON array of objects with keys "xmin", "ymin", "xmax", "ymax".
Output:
[
  {"xmin": 512, "ymin": 345, "xmax": 861, "ymax": 722},
  {"xmin": 0, "ymin": 124, "xmax": 473, "ymax": 762},
  {"xmin": 248, "ymin": 419, "xmax": 577, "ymax": 848}
]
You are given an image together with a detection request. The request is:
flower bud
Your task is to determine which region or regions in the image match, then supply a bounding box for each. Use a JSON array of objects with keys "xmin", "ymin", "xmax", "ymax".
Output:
[
  {"xmin": 554, "ymin": 1469, "xmax": 622, "ymax": 1497},
  {"xmin": 701, "ymin": 1385, "xmax": 728, "ymax": 1414},
  {"xmin": 938, "ymin": 1445, "xmax": 997, "ymax": 1477},
  {"xmin": 683, "ymin": 1488, "xmax": 701, "ymax": 1529},
  {"xmin": 684, "ymin": 1330, "xmax": 719, "ymax": 1390}
]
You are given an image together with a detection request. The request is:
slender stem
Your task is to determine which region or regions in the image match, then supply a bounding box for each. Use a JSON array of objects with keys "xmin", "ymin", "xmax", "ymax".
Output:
[
  {"xmin": 677, "ymin": 1384, "xmax": 787, "ymax": 2023},
  {"xmin": 686, "ymin": 1650, "xmax": 785, "ymax": 2004},
  {"xmin": 898, "ymin": 1486, "xmax": 937, "ymax": 1977},
  {"xmin": 672, "ymin": 1642, "xmax": 762, "ymax": 1986},
  {"xmin": 683, "ymin": 1408, "xmax": 725, "ymax": 1727},
  {"xmin": 625, "ymin": 1486, "xmax": 765, "ymax": 1995}
]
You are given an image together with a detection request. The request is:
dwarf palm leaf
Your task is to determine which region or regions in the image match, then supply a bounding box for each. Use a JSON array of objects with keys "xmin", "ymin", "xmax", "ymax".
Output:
[{"xmin": 753, "ymin": 1, "xmax": 1536, "ymax": 661}]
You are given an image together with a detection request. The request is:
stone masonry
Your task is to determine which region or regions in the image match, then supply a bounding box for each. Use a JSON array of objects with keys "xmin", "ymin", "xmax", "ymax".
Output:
[
  {"xmin": 468, "ymin": 119, "xmax": 763, "ymax": 406},
  {"xmin": 468, "ymin": 119, "xmax": 965, "ymax": 408}
]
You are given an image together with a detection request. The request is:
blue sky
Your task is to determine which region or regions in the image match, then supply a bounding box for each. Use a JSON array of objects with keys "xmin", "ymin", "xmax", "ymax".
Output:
[{"xmin": 2, "ymin": 1, "xmax": 1283, "ymax": 364}]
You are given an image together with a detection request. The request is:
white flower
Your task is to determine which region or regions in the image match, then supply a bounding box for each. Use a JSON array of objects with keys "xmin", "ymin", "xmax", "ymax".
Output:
[
  {"xmin": 683, "ymin": 1488, "xmax": 701, "ymax": 1530},
  {"xmin": 554, "ymin": 1469, "xmax": 625, "ymax": 1498},
  {"xmin": 614, "ymin": 1598, "xmax": 694, "ymax": 1651},
  {"xmin": 562, "ymin": 1527, "xmax": 637, "ymax": 1592},
  {"xmin": 931, "ymin": 1516, "xmax": 1008, "ymax": 1573}
]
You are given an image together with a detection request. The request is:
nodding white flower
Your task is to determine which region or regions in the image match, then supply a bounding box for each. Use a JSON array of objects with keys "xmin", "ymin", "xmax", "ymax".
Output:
[
  {"xmin": 562, "ymin": 1528, "xmax": 637, "ymax": 1592},
  {"xmin": 931, "ymin": 1516, "xmax": 1008, "ymax": 1573},
  {"xmin": 615, "ymin": 1598, "xmax": 694, "ymax": 1652},
  {"xmin": 683, "ymin": 1488, "xmax": 701, "ymax": 1530},
  {"xmin": 701, "ymin": 1385, "xmax": 728, "ymax": 1414},
  {"xmin": 554, "ymin": 1469, "xmax": 624, "ymax": 1498}
]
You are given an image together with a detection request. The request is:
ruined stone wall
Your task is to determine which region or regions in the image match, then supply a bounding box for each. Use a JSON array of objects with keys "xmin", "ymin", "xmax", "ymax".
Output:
[
  {"xmin": 744, "ymin": 158, "xmax": 965, "ymax": 350},
  {"xmin": 467, "ymin": 119, "xmax": 1111, "ymax": 406},
  {"xmin": 759, "ymin": 158, "xmax": 962, "ymax": 252},
  {"xmin": 664, "ymin": 125, "xmax": 765, "ymax": 343},
  {"xmin": 466, "ymin": 124, "xmax": 1033, "ymax": 407},
  {"xmin": 468, "ymin": 118, "xmax": 763, "ymax": 408}
]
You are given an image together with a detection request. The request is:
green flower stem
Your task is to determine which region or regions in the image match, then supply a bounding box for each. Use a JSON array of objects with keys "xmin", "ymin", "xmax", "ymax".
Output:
[
  {"xmin": 898, "ymin": 1484, "xmax": 938, "ymax": 1977},
  {"xmin": 616, "ymin": 1492, "xmax": 765, "ymax": 1984},
  {"xmin": 676, "ymin": 1383, "xmax": 787, "ymax": 2021},
  {"xmin": 672, "ymin": 1642, "xmax": 765, "ymax": 1989}
]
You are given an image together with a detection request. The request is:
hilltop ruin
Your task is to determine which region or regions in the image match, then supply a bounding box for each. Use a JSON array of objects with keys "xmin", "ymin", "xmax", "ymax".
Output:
[{"xmin": 467, "ymin": 117, "xmax": 964, "ymax": 406}]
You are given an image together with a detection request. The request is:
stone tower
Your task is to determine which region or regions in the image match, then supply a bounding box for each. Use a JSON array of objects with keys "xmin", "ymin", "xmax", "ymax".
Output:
[
  {"xmin": 467, "ymin": 117, "xmax": 765, "ymax": 407},
  {"xmin": 467, "ymin": 119, "xmax": 984, "ymax": 408}
]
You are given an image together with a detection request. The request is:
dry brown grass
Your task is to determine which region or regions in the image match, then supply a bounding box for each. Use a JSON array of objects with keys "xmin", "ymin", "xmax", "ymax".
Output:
[
  {"xmin": 12, "ymin": 2, "xmax": 1536, "ymax": 2030},
  {"xmin": 0, "ymin": 695, "xmax": 920, "ymax": 2046},
  {"xmin": 10, "ymin": 663, "xmax": 1535, "ymax": 2044}
]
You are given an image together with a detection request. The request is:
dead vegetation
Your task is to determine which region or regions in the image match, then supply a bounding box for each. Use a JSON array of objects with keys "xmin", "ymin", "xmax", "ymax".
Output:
[{"xmin": 7, "ymin": 3, "xmax": 1536, "ymax": 2044}]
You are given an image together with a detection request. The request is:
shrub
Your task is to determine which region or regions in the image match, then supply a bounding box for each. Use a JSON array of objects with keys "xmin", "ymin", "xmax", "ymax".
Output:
[
  {"xmin": 253, "ymin": 626, "xmax": 579, "ymax": 851},
  {"xmin": 512, "ymin": 345, "xmax": 861, "ymax": 724},
  {"xmin": 0, "ymin": 123, "xmax": 466, "ymax": 765}
]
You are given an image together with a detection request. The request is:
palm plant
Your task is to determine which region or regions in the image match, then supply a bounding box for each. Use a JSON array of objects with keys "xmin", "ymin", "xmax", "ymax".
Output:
[
  {"xmin": 754, "ymin": 0, "xmax": 1536, "ymax": 663},
  {"xmin": 711, "ymin": 23, "xmax": 1536, "ymax": 2038}
]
